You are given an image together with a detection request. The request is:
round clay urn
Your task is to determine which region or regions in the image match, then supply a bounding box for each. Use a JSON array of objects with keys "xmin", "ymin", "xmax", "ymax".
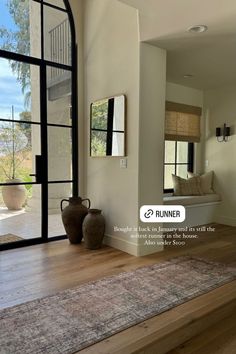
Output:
[
  {"xmin": 83, "ymin": 209, "xmax": 105, "ymax": 249},
  {"xmin": 61, "ymin": 196, "xmax": 91, "ymax": 244},
  {"xmin": 2, "ymin": 179, "xmax": 27, "ymax": 210}
]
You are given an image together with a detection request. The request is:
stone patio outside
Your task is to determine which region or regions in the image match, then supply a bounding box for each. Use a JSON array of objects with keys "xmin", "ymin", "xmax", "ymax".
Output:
[{"xmin": 0, "ymin": 207, "xmax": 65, "ymax": 241}]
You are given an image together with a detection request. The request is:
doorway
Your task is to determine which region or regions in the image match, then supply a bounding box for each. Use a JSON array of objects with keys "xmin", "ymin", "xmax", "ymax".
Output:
[{"xmin": 0, "ymin": 0, "xmax": 77, "ymax": 250}]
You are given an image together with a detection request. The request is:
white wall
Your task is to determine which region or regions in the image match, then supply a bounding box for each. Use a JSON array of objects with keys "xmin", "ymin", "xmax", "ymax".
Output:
[
  {"xmin": 166, "ymin": 82, "xmax": 203, "ymax": 108},
  {"xmin": 203, "ymin": 85, "xmax": 236, "ymax": 226},
  {"xmin": 165, "ymin": 83, "xmax": 236, "ymax": 227},
  {"xmin": 69, "ymin": 0, "xmax": 85, "ymax": 195},
  {"xmin": 83, "ymin": 0, "xmax": 141, "ymax": 255},
  {"xmin": 166, "ymin": 82, "xmax": 204, "ymax": 173},
  {"xmin": 72, "ymin": 1, "xmax": 236, "ymax": 243},
  {"xmin": 82, "ymin": 0, "xmax": 169, "ymax": 256},
  {"xmin": 138, "ymin": 43, "xmax": 166, "ymax": 256}
]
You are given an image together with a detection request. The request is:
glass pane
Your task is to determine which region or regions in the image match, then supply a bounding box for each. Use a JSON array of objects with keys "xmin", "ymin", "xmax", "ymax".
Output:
[
  {"xmin": 48, "ymin": 126, "xmax": 72, "ymax": 181},
  {"xmin": 48, "ymin": 182, "xmax": 72, "ymax": 238},
  {"xmin": 165, "ymin": 141, "xmax": 175, "ymax": 163},
  {"xmin": 91, "ymin": 100, "xmax": 108, "ymax": 130},
  {"xmin": 164, "ymin": 165, "xmax": 175, "ymax": 190},
  {"xmin": 113, "ymin": 95, "xmax": 125, "ymax": 131},
  {"xmin": 176, "ymin": 165, "xmax": 188, "ymax": 179},
  {"xmin": 47, "ymin": 67, "xmax": 71, "ymax": 125},
  {"xmin": 44, "ymin": 0, "xmax": 66, "ymax": 9},
  {"xmin": 91, "ymin": 131, "xmax": 107, "ymax": 156},
  {"xmin": 44, "ymin": 5, "xmax": 71, "ymax": 65},
  {"xmin": 0, "ymin": 121, "xmax": 41, "ymax": 184},
  {"xmin": 0, "ymin": 184, "xmax": 41, "ymax": 242},
  {"xmin": 177, "ymin": 141, "xmax": 188, "ymax": 163},
  {"xmin": 112, "ymin": 132, "xmax": 125, "ymax": 156},
  {"xmin": 0, "ymin": 58, "xmax": 40, "ymax": 123},
  {"xmin": 0, "ymin": 0, "xmax": 41, "ymax": 57}
]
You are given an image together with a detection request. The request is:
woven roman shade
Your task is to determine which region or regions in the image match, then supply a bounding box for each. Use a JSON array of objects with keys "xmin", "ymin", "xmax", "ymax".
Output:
[{"xmin": 165, "ymin": 101, "xmax": 202, "ymax": 143}]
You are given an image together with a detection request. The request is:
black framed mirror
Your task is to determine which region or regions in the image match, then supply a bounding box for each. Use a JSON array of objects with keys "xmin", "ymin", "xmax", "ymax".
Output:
[{"xmin": 90, "ymin": 95, "xmax": 126, "ymax": 157}]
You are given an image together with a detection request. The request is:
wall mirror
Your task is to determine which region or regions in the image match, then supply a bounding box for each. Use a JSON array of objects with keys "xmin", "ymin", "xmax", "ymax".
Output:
[{"xmin": 90, "ymin": 95, "xmax": 126, "ymax": 157}]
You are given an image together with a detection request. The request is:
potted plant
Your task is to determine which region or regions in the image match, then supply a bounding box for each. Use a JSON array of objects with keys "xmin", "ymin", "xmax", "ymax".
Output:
[{"xmin": 0, "ymin": 113, "xmax": 28, "ymax": 210}]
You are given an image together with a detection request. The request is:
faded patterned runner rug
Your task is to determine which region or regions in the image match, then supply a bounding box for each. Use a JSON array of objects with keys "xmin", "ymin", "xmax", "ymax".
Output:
[{"xmin": 1, "ymin": 256, "xmax": 236, "ymax": 354}]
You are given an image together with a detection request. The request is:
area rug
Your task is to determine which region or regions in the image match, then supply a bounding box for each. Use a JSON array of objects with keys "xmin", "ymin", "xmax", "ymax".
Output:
[
  {"xmin": 0, "ymin": 234, "xmax": 23, "ymax": 245},
  {"xmin": 1, "ymin": 256, "xmax": 236, "ymax": 354}
]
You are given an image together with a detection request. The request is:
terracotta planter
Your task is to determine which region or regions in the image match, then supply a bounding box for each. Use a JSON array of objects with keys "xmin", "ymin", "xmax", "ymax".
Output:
[
  {"xmin": 2, "ymin": 179, "xmax": 27, "ymax": 210},
  {"xmin": 61, "ymin": 196, "xmax": 91, "ymax": 244},
  {"xmin": 83, "ymin": 209, "xmax": 105, "ymax": 249}
]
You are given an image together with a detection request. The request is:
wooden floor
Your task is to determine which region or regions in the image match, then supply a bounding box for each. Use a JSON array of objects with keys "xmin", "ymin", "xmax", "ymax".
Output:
[
  {"xmin": 167, "ymin": 313, "xmax": 236, "ymax": 354},
  {"xmin": 1, "ymin": 223, "xmax": 236, "ymax": 353}
]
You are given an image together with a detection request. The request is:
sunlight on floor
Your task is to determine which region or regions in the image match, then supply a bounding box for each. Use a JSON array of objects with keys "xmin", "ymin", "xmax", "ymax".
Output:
[{"xmin": 0, "ymin": 207, "xmax": 65, "ymax": 240}]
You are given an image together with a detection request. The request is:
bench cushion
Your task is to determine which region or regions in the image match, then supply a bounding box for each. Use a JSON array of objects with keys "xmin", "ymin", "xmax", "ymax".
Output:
[{"xmin": 163, "ymin": 194, "xmax": 221, "ymax": 206}]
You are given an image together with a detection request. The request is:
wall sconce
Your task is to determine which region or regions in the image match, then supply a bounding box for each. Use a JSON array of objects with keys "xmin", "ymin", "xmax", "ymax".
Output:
[{"xmin": 216, "ymin": 123, "xmax": 230, "ymax": 142}]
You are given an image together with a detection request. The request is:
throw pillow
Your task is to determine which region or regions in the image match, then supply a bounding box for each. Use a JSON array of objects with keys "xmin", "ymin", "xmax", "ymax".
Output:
[
  {"xmin": 188, "ymin": 171, "xmax": 214, "ymax": 194},
  {"xmin": 172, "ymin": 174, "xmax": 203, "ymax": 196}
]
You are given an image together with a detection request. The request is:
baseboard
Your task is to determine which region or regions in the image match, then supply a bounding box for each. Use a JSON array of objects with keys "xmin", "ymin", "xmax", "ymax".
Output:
[
  {"xmin": 214, "ymin": 215, "xmax": 236, "ymax": 227},
  {"xmin": 103, "ymin": 234, "xmax": 164, "ymax": 257},
  {"xmin": 103, "ymin": 234, "xmax": 139, "ymax": 256}
]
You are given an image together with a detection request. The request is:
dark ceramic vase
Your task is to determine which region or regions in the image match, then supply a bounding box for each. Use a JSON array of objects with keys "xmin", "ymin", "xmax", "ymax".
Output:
[
  {"xmin": 61, "ymin": 196, "xmax": 91, "ymax": 244},
  {"xmin": 83, "ymin": 209, "xmax": 105, "ymax": 249}
]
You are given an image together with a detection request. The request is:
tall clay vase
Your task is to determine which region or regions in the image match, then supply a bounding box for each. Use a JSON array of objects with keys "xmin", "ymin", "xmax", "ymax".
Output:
[
  {"xmin": 83, "ymin": 209, "xmax": 105, "ymax": 249},
  {"xmin": 61, "ymin": 196, "xmax": 91, "ymax": 244},
  {"xmin": 2, "ymin": 179, "xmax": 26, "ymax": 210}
]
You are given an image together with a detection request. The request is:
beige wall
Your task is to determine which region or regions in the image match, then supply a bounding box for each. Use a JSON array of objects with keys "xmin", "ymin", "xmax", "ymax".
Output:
[
  {"xmin": 83, "ymin": 0, "xmax": 141, "ymax": 255},
  {"xmin": 138, "ymin": 43, "xmax": 166, "ymax": 256},
  {"xmin": 166, "ymin": 82, "xmax": 203, "ymax": 107},
  {"xmin": 69, "ymin": 0, "xmax": 85, "ymax": 194},
  {"xmin": 71, "ymin": 0, "xmax": 236, "ymax": 244},
  {"xmin": 81, "ymin": 0, "xmax": 169, "ymax": 256},
  {"xmin": 203, "ymin": 85, "xmax": 236, "ymax": 226},
  {"xmin": 166, "ymin": 82, "xmax": 204, "ymax": 174}
]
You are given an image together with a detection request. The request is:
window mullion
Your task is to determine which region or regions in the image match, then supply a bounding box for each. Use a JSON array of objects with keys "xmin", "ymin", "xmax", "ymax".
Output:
[{"xmin": 174, "ymin": 141, "xmax": 177, "ymax": 175}]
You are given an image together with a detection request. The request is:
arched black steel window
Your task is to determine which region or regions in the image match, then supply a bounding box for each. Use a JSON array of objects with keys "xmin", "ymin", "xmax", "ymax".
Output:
[{"xmin": 0, "ymin": 0, "xmax": 78, "ymax": 250}]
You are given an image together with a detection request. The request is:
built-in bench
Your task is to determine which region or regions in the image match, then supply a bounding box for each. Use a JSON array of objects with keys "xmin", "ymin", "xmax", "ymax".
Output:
[{"xmin": 163, "ymin": 194, "xmax": 221, "ymax": 227}]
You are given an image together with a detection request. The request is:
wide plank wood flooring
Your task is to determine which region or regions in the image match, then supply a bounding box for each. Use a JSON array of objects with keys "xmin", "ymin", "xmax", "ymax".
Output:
[
  {"xmin": 167, "ymin": 312, "xmax": 236, "ymax": 354},
  {"xmin": 1, "ymin": 223, "xmax": 236, "ymax": 353}
]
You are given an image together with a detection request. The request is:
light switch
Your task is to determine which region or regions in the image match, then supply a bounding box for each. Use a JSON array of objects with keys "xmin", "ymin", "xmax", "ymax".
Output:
[
  {"xmin": 205, "ymin": 160, "xmax": 209, "ymax": 167},
  {"xmin": 120, "ymin": 158, "xmax": 127, "ymax": 168}
]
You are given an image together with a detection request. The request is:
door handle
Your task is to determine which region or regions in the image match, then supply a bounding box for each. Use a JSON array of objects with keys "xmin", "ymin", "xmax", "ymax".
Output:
[{"xmin": 30, "ymin": 155, "xmax": 44, "ymax": 183}]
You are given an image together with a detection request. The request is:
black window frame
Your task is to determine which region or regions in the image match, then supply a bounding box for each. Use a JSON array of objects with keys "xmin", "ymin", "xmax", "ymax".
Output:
[
  {"xmin": 164, "ymin": 141, "xmax": 194, "ymax": 194},
  {"xmin": 0, "ymin": 0, "xmax": 78, "ymax": 251}
]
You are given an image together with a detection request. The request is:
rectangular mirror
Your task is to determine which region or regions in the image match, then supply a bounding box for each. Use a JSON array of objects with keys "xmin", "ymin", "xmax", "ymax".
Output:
[{"xmin": 90, "ymin": 95, "xmax": 126, "ymax": 157}]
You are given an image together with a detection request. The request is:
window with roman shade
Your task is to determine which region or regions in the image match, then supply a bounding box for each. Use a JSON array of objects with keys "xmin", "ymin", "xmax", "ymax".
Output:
[{"xmin": 165, "ymin": 101, "xmax": 202, "ymax": 143}]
